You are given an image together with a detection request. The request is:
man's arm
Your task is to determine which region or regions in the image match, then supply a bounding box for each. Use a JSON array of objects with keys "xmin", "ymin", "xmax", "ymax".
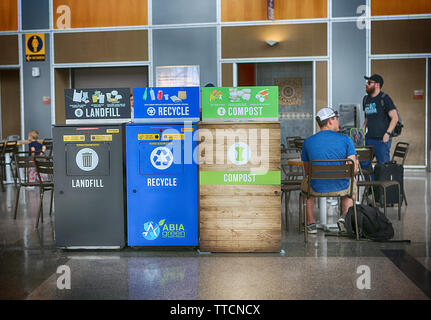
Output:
[
  {"xmin": 382, "ymin": 109, "xmax": 398, "ymax": 143},
  {"xmin": 362, "ymin": 117, "xmax": 367, "ymax": 131},
  {"xmin": 347, "ymin": 154, "xmax": 358, "ymax": 175}
]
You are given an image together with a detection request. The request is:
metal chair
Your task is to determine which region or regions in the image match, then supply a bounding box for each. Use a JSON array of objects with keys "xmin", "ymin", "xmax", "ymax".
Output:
[
  {"xmin": 13, "ymin": 152, "xmax": 40, "ymax": 220},
  {"xmin": 34, "ymin": 156, "xmax": 54, "ymax": 229},
  {"xmin": 391, "ymin": 142, "xmax": 409, "ymax": 205},
  {"xmin": 356, "ymin": 161, "xmax": 401, "ymax": 221},
  {"xmin": 299, "ymin": 159, "xmax": 359, "ymax": 242},
  {"xmin": 0, "ymin": 140, "xmax": 19, "ymax": 191},
  {"xmin": 42, "ymin": 138, "xmax": 53, "ymax": 158},
  {"xmin": 391, "ymin": 142, "xmax": 409, "ymax": 166}
]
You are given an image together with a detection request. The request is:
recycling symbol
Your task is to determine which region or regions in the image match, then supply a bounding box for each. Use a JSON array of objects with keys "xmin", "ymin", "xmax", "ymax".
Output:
[
  {"xmin": 147, "ymin": 107, "xmax": 156, "ymax": 116},
  {"xmin": 150, "ymin": 147, "xmax": 173, "ymax": 170}
]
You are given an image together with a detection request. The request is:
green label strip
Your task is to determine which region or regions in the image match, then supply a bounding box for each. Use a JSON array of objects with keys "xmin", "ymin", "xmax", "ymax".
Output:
[{"xmin": 200, "ymin": 171, "xmax": 281, "ymax": 185}]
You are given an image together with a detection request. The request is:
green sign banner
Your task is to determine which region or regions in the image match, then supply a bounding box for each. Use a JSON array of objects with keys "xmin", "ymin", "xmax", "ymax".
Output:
[
  {"xmin": 200, "ymin": 171, "xmax": 281, "ymax": 185},
  {"xmin": 201, "ymin": 86, "xmax": 279, "ymax": 121}
]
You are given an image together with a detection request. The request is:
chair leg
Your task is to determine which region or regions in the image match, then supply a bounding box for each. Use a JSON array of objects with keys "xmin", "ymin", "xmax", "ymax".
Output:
[
  {"xmin": 35, "ymin": 190, "xmax": 44, "ymax": 229},
  {"xmin": 398, "ymin": 185, "xmax": 401, "ymax": 221},
  {"xmin": 49, "ymin": 189, "xmax": 54, "ymax": 217},
  {"xmin": 402, "ymin": 188, "xmax": 408, "ymax": 206},
  {"xmin": 284, "ymin": 192, "xmax": 289, "ymax": 230},
  {"xmin": 13, "ymin": 186, "xmax": 21, "ymax": 219},
  {"xmin": 353, "ymin": 204, "xmax": 359, "ymax": 240},
  {"xmin": 383, "ymin": 187, "xmax": 387, "ymax": 218},
  {"xmin": 298, "ymin": 193, "xmax": 302, "ymax": 233}
]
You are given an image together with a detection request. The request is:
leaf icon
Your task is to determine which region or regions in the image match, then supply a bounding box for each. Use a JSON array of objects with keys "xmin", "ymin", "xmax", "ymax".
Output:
[{"xmin": 159, "ymin": 219, "xmax": 165, "ymax": 226}]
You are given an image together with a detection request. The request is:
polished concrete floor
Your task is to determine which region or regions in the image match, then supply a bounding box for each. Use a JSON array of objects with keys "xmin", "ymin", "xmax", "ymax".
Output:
[{"xmin": 1, "ymin": 170, "xmax": 430, "ymax": 300}]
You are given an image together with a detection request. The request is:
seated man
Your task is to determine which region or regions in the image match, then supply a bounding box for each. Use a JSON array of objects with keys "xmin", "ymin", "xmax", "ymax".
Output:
[{"xmin": 301, "ymin": 107, "xmax": 358, "ymax": 234}]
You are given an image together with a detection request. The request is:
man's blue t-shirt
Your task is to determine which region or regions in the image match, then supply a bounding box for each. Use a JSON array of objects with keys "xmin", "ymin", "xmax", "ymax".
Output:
[{"xmin": 301, "ymin": 130, "xmax": 356, "ymax": 193}]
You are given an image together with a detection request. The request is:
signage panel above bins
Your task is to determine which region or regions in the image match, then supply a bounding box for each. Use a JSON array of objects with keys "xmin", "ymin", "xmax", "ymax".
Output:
[
  {"xmin": 64, "ymin": 88, "xmax": 131, "ymax": 124},
  {"xmin": 201, "ymin": 86, "xmax": 279, "ymax": 122},
  {"xmin": 133, "ymin": 87, "xmax": 200, "ymax": 122}
]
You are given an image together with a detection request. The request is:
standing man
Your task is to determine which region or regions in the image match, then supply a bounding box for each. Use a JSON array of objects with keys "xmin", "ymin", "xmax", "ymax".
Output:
[
  {"xmin": 301, "ymin": 108, "xmax": 357, "ymax": 234},
  {"xmin": 362, "ymin": 74, "xmax": 399, "ymax": 163}
]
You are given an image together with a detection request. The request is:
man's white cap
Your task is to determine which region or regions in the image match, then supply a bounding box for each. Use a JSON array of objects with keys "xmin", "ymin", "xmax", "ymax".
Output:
[{"xmin": 316, "ymin": 107, "xmax": 338, "ymax": 121}]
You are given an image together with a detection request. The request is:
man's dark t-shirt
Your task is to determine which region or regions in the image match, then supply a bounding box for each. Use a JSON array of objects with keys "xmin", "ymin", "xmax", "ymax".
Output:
[{"xmin": 363, "ymin": 92, "xmax": 396, "ymax": 139}]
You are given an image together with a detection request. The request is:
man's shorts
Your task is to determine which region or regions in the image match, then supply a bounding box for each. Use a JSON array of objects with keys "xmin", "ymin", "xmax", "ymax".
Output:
[{"xmin": 301, "ymin": 177, "xmax": 357, "ymax": 197}]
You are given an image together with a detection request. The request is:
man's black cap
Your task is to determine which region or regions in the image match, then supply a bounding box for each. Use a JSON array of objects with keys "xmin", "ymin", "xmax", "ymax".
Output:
[{"xmin": 364, "ymin": 74, "xmax": 383, "ymax": 88}]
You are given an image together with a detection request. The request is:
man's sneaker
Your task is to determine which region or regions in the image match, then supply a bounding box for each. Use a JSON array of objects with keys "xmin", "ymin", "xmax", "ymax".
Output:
[
  {"xmin": 337, "ymin": 216, "xmax": 346, "ymax": 233},
  {"xmin": 306, "ymin": 223, "xmax": 317, "ymax": 234}
]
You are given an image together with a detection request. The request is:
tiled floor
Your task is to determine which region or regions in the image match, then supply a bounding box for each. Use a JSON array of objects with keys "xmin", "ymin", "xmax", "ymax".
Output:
[{"xmin": 1, "ymin": 170, "xmax": 430, "ymax": 300}]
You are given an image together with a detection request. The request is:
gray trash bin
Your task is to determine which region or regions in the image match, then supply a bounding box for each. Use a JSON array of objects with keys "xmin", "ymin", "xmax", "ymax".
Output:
[{"xmin": 53, "ymin": 124, "xmax": 126, "ymax": 249}]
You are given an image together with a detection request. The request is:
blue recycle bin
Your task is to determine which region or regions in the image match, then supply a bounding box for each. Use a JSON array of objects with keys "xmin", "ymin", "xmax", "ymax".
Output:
[{"xmin": 125, "ymin": 123, "xmax": 198, "ymax": 246}]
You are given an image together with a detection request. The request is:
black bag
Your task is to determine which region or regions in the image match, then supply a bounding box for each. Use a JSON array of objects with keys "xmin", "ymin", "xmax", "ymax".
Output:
[
  {"xmin": 344, "ymin": 204, "xmax": 394, "ymax": 241},
  {"xmin": 373, "ymin": 161, "xmax": 404, "ymax": 205}
]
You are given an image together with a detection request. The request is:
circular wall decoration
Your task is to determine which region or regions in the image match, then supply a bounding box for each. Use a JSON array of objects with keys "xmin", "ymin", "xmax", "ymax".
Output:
[{"xmin": 275, "ymin": 78, "xmax": 303, "ymax": 106}]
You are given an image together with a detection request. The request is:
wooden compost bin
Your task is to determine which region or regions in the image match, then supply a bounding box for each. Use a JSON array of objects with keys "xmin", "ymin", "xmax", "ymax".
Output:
[{"xmin": 198, "ymin": 122, "xmax": 281, "ymax": 252}]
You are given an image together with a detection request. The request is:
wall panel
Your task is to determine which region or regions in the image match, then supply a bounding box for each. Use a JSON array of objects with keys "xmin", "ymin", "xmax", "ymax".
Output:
[
  {"xmin": 222, "ymin": 63, "xmax": 233, "ymax": 87},
  {"xmin": 54, "ymin": 30, "xmax": 148, "ymax": 63},
  {"xmin": 0, "ymin": 70, "xmax": 21, "ymax": 139},
  {"xmin": 222, "ymin": 24, "xmax": 327, "ymax": 58},
  {"xmin": 371, "ymin": 59, "xmax": 426, "ymax": 166},
  {"xmin": 372, "ymin": 20, "xmax": 431, "ymax": 55},
  {"xmin": 54, "ymin": 68, "xmax": 70, "ymax": 125},
  {"xmin": 0, "ymin": 35, "xmax": 19, "ymax": 65},
  {"xmin": 372, "ymin": 0, "xmax": 431, "ymax": 16},
  {"xmin": 0, "ymin": 0, "xmax": 18, "ymax": 31},
  {"xmin": 53, "ymin": 0, "xmax": 148, "ymax": 29},
  {"xmin": 221, "ymin": 0, "xmax": 326, "ymax": 22},
  {"xmin": 316, "ymin": 61, "xmax": 327, "ymax": 111}
]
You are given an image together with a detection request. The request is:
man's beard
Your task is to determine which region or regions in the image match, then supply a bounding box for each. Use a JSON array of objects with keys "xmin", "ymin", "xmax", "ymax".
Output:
[{"xmin": 366, "ymin": 86, "xmax": 375, "ymax": 95}]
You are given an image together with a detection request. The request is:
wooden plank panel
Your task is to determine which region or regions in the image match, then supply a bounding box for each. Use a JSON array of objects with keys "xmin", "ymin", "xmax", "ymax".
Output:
[
  {"xmin": 372, "ymin": 0, "xmax": 431, "ymax": 16},
  {"xmin": 222, "ymin": 24, "xmax": 327, "ymax": 59},
  {"xmin": 54, "ymin": 68, "xmax": 70, "ymax": 125},
  {"xmin": 200, "ymin": 218, "xmax": 281, "ymax": 230},
  {"xmin": 200, "ymin": 195, "xmax": 280, "ymax": 208},
  {"xmin": 0, "ymin": 0, "xmax": 18, "ymax": 31},
  {"xmin": 200, "ymin": 229, "xmax": 281, "ymax": 240},
  {"xmin": 200, "ymin": 240, "xmax": 281, "ymax": 253},
  {"xmin": 200, "ymin": 206, "xmax": 281, "ymax": 219},
  {"xmin": 53, "ymin": 0, "xmax": 148, "ymax": 28},
  {"xmin": 200, "ymin": 184, "xmax": 280, "ymax": 196}
]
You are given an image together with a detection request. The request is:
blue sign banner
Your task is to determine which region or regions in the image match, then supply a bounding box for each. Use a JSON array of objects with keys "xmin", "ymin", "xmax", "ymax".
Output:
[{"xmin": 133, "ymin": 87, "xmax": 200, "ymax": 122}]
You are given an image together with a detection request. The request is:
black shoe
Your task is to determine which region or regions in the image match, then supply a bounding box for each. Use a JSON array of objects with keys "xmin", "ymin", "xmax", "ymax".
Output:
[{"xmin": 306, "ymin": 223, "xmax": 317, "ymax": 234}]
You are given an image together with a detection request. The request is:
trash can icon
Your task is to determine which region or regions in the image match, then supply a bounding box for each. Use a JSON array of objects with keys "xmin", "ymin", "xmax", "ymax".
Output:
[{"xmin": 82, "ymin": 152, "xmax": 93, "ymax": 168}]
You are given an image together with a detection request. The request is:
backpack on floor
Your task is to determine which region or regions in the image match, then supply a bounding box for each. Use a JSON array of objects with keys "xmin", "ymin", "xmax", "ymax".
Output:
[{"xmin": 344, "ymin": 204, "xmax": 394, "ymax": 241}]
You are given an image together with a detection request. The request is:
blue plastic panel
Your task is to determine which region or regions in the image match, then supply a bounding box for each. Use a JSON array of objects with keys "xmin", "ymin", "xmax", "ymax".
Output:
[
  {"xmin": 133, "ymin": 87, "xmax": 200, "ymax": 122},
  {"xmin": 126, "ymin": 123, "xmax": 198, "ymax": 246}
]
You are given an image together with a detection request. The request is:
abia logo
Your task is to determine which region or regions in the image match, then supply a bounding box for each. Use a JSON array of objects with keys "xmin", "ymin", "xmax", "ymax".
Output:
[
  {"xmin": 142, "ymin": 219, "xmax": 185, "ymax": 240},
  {"xmin": 228, "ymin": 142, "xmax": 251, "ymax": 166},
  {"xmin": 142, "ymin": 220, "xmax": 164, "ymax": 240}
]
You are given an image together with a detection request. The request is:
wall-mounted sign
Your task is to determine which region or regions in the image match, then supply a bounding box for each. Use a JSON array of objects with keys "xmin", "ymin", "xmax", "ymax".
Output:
[
  {"xmin": 201, "ymin": 86, "xmax": 279, "ymax": 121},
  {"xmin": 65, "ymin": 88, "xmax": 131, "ymax": 123},
  {"xmin": 25, "ymin": 34, "xmax": 46, "ymax": 62},
  {"xmin": 133, "ymin": 87, "xmax": 200, "ymax": 122},
  {"xmin": 156, "ymin": 65, "xmax": 200, "ymax": 87}
]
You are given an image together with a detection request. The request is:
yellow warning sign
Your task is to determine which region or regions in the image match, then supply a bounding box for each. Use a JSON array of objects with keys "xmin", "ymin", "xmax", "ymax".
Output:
[
  {"xmin": 106, "ymin": 129, "xmax": 120, "ymax": 133},
  {"xmin": 91, "ymin": 135, "xmax": 112, "ymax": 141},
  {"xmin": 63, "ymin": 135, "xmax": 85, "ymax": 142},
  {"xmin": 138, "ymin": 134, "xmax": 160, "ymax": 140},
  {"xmin": 25, "ymin": 34, "xmax": 46, "ymax": 62},
  {"xmin": 162, "ymin": 134, "xmax": 184, "ymax": 140},
  {"xmin": 181, "ymin": 128, "xmax": 194, "ymax": 132}
]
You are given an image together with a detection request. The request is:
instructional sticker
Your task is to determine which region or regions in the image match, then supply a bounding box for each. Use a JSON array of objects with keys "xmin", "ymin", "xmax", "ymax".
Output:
[
  {"xmin": 106, "ymin": 129, "xmax": 119, "ymax": 133},
  {"xmin": 63, "ymin": 135, "xmax": 85, "ymax": 142},
  {"xmin": 138, "ymin": 134, "xmax": 160, "ymax": 140},
  {"xmin": 162, "ymin": 134, "xmax": 184, "ymax": 141},
  {"xmin": 91, "ymin": 135, "xmax": 112, "ymax": 142}
]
